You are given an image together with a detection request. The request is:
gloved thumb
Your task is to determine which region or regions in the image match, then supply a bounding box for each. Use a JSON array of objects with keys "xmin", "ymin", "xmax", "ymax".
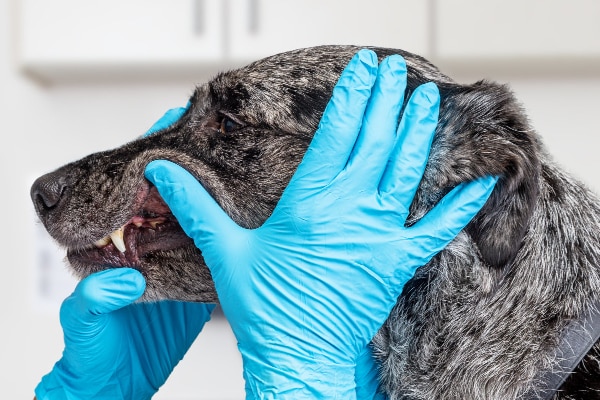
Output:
[
  {"xmin": 144, "ymin": 160, "xmax": 242, "ymax": 266},
  {"xmin": 61, "ymin": 268, "xmax": 145, "ymax": 327}
]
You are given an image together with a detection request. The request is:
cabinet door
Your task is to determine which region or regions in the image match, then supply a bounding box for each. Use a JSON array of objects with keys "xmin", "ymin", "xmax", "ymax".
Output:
[
  {"xmin": 19, "ymin": 0, "xmax": 223, "ymax": 81},
  {"xmin": 436, "ymin": 0, "xmax": 600, "ymax": 59},
  {"xmin": 227, "ymin": 0, "xmax": 431, "ymax": 61}
]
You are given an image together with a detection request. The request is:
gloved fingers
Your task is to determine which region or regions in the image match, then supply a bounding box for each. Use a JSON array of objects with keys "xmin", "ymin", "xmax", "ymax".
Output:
[
  {"xmin": 407, "ymin": 175, "xmax": 497, "ymax": 261},
  {"xmin": 144, "ymin": 102, "xmax": 190, "ymax": 137},
  {"xmin": 144, "ymin": 160, "xmax": 243, "ymax": 265},
  {"xmin": 60, "ymin": 268, "xmax": 145, "ymax": 327},
  {"xmin": 287, "ymin": 49, "xmax": 377, "ymax": 193},
  {"xmin": 378, "ymin": 82, "xmax": 440, "ymax": 217},
  {"xmin": 343, "ymin": 55, "xmax": 407, "ymax": 192}
]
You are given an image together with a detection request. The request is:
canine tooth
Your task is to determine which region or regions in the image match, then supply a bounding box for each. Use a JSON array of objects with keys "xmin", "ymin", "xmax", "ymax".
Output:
[
  {"xmin": 94, "ymin": 236, "xmax": 111, "ymax": 248},
  {"xmin": 110, "ymin": 227, "xmax": 126, "ymax": 253}
]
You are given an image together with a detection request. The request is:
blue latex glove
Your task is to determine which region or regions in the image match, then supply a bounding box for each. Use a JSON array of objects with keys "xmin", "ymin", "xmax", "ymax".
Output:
[
  {"xmin": 355, "ymin": 346, "xmax": 386, "ymax": 400},
  {"xmin": 144, "ymin": 103, "xmax": 189, "ymax": 137},
  {"xmin": 35, "ymin": 106, "xmax": 214, "ymax": 400},
  {"xmin": 35, "ymin": 269, "xmax": 213, "ymax": 399},
  {"xmin": 146, "ymin": 49, "xmax": 497, "ymax": 398}
]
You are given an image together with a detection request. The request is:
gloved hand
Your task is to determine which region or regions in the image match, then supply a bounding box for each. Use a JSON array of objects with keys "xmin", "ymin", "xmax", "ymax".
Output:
[
  {"xmin": 35, "ymin": 106, "xmax": 214, "ymax": 400},
  {"xmin": 145, "ymin": 49, "xmax": 497, "ymax": 399}
]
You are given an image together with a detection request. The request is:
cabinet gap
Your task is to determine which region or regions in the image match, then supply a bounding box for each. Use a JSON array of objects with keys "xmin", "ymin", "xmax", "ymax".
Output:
[{"xmin": 193, "ymin": 0, "xmax": 205, "ymax": 35}]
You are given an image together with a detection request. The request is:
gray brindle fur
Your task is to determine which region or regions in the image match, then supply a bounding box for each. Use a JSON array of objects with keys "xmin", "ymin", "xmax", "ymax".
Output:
[{"xmin": 31, "ymin": 45, "xmax": 600, "ymax": 399}]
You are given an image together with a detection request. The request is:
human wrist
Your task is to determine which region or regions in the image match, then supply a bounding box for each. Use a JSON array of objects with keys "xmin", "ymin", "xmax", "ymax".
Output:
[
  {"xmin": 35, "ymin": 377, "xmax": 127, "ymax": 400},
  {"xmin": 242, "ymin": 352, "xmax": 357, "ymax": 399},
  {"xmin": 34, "ymin": 361, "xmax": 153, "ymax": 400},
  {"xmin": 35, "ymin": 380, "xmax": 144, "ymax": 400}
]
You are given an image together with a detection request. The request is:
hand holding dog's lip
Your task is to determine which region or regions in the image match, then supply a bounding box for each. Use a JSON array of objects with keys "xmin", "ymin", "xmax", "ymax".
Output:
[{"xmin": 145, "ymin": 50, "xmax": 497, "ymax": 398}]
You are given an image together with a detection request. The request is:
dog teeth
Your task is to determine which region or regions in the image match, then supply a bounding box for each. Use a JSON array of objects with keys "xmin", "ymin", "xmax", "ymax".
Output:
[
  {"xmin": 92, "ymin": 219, "xmax": 165, "ymax": 252},
  {"xmin": 149, "ymin": 220, "xmax": 160, "ymax": 229},
  {"xmin": 110, "ymin": 227, "xmax": 126, "ymax": 253},
  {"xmin": 94, "ymin": 236, "xmax": 112, "ymax": 248},
  {"xmin": 93, "ymin": 226, "xmax": 126, "ymax": 253}
]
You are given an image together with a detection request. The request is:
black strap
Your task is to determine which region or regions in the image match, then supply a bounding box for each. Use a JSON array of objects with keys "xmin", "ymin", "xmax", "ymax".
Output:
[{"xmin": 527, "ymin": 302, "xmax": 600, "ymax": 399}]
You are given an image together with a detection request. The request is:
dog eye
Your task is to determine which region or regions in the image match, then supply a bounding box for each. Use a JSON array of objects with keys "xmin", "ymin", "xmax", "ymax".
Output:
[{"xmin": 219, "ymin": 116, "xmax": 241, "ymax": 134}]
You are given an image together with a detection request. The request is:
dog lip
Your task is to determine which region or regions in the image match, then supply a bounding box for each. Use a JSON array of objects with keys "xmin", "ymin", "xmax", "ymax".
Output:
[{"xmin": 66, "ymin": 183, "xmax": 194, "ymax": 267}]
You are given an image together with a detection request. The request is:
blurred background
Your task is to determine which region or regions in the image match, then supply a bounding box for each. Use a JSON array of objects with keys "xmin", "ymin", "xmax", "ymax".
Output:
[{"xmin": 1, "ymin": 0, "xmax": 599, "ymax": 398}]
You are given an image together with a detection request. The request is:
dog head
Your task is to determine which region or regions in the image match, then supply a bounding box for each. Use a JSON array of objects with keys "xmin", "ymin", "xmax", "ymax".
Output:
[{"xmin": 30, "ymin": 45, "xmax": 540, "ymax": 302}]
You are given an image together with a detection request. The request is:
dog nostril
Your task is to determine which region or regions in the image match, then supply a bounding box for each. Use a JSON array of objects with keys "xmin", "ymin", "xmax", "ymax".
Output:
[{"xmin": 31, "ymin": 174, "xmax": 68, "ymax": 211}]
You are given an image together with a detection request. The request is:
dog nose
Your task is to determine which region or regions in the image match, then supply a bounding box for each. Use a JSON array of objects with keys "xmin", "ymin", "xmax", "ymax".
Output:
[{"xmin": 31, "ymin": 171, "xmax": 69, "ymax": 214}]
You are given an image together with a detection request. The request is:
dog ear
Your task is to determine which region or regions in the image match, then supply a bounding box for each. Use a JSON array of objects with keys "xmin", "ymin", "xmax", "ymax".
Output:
[
  {"xmin": 422, "ymin": 81, "xmax": 541, "ymax": 268},
  {"xmin": 465, "ymin": 171, "xmax": 539, "ymax": 268}
]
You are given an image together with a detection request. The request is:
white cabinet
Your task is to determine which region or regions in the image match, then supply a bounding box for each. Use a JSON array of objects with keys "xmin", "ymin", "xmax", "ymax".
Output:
[
  {"xmin": 17, "ymin": 0, "xmax": 431, "ymax": 83},
  {"xmin": 435, "ymin": 0, "xmax": 600, "ymax": 61},
  {"xmin": 17, "ymin": 0, "xmax": 600, "ymax": 83},
  {"xmin": 18, "ymin": 0, "xmax": 224, "ymax": 82},
  {"xmin": 227, "ymin": 0, "xmax": 430, "ymax": 61}
]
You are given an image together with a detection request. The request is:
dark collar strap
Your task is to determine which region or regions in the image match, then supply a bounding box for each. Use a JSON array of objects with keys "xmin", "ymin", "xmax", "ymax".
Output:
[{"xmin": 527, "ymin": 302, "xmax": 600, "ymax": 399}]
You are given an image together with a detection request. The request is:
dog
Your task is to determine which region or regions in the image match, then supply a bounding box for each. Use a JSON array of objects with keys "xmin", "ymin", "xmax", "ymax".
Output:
[{"xmin": 30, "ymin": 45, "xmax": 600, "ymax": 399}]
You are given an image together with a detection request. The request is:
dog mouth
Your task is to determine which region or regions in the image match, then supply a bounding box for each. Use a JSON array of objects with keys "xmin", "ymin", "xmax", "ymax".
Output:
[{"xmin": 67, "ymin": 185, "xmax": 194, "ymax": 268}]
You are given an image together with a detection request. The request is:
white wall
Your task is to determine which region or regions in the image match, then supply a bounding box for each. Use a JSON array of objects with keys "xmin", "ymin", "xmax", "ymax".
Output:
[
  {"xmin": 447, "ymin": 70, "xmax": 600, "ymax": 194},
  {"xmin": 1, "ymin": 0, "xmax": 599, "ymax": 399}
]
